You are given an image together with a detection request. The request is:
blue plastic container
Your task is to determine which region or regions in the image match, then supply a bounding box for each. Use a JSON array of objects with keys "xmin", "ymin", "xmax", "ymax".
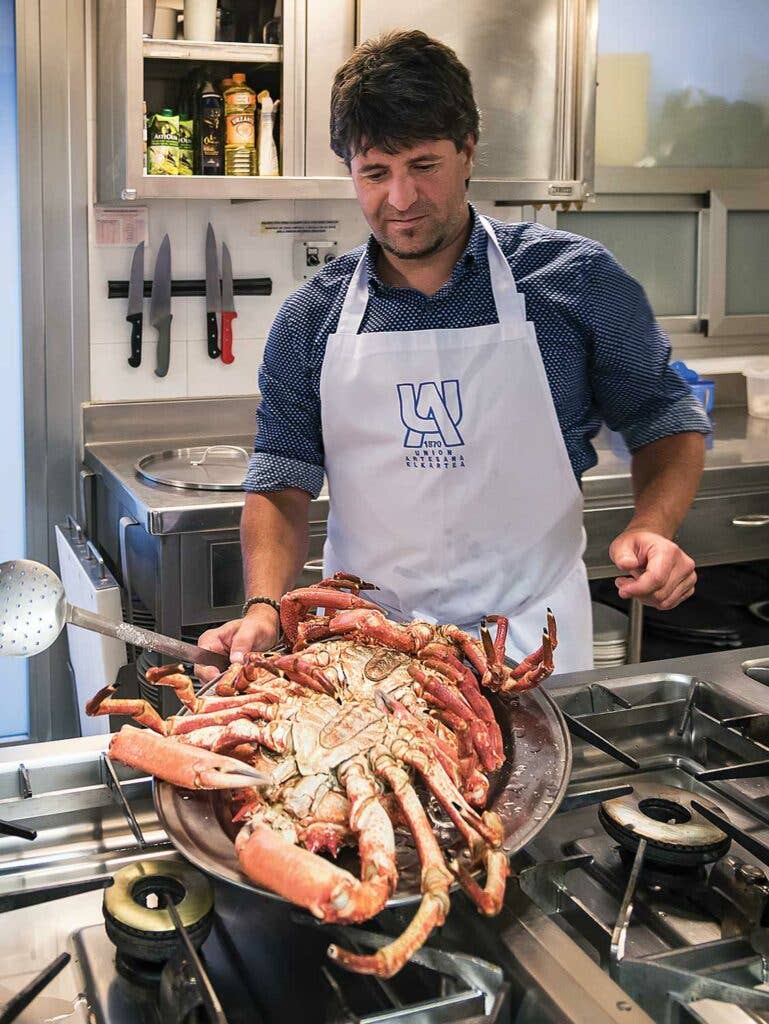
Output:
[{"xmin": 671, "ymin": 360, "xmax": 715, "ymax": 414}]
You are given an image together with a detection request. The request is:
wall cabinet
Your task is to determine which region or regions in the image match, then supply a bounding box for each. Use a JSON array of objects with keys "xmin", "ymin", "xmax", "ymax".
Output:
[{"xmin": 97, "ymin": 0, "xmax": 597, "ymax": 204}]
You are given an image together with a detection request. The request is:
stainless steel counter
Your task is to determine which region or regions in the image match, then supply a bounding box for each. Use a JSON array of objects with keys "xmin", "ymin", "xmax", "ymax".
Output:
[{"xmin": 83, "ymin": 399, "xmax": 769, "ymax": 577}]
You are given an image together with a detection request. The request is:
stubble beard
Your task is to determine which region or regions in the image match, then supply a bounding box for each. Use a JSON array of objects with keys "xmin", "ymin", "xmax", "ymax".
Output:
[{"xmin": 377, "ymin": 229, "xmax": 447, "ymax": 261}]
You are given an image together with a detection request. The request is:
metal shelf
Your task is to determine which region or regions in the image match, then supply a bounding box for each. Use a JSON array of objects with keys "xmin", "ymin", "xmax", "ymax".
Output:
[
  {"xmin": 139, "ymin": 174, "xmax": 356, "ymax": 200},
  {"xmin": 143, "ymin": 38, "xmax": 282, "ymax": 64}
]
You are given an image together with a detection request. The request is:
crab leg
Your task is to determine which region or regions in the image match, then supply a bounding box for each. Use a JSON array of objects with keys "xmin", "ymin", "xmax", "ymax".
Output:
[
  {"xmin": 329, "ymin": 749, "xmax": 452, "ymax": 978},
  {"xmin": 450, "ymin": 851, "xmax": 509, "ymax": 916},
  {"xmin": 280, "ymin": 587, "xmax": 382, "ymax": 644},
  {"xmin": 86, "ymin": 685, "xmax": 278, "ymax": 738},
  {"xmin": 418, "ymin": 651, "xmax": 504, "ymax": 768},
  {"xmin": 375, "ymin": 692, "xmax": 463, "ymax": 788},
  {"xmin": 391, "ymin": 735, "xmax": 503, "ymax": 848},
  {"xmin": 505, "ymin": 628, "xmax": 555, "ymax": 691},
  {"xmin": 235, "ymin": 759, "xmax": 396, "ymax": 924},
  {"xmin": 86, "ymin": 686, "xmax": 168, "ymax": 732},
  {"xmin": 109, "ymin": 725, "xmax": 271, "ymax": 789},
  {"xmin": 408, "ymin": 665, "xmax": 498, "ymax": 773},
  {"xmin": 338, "ymin": 755, "xmax": 398, "ymax": 902},
  {"xmin": 327, "ymin": 608, "xmax": 436, "ymax": 654}
]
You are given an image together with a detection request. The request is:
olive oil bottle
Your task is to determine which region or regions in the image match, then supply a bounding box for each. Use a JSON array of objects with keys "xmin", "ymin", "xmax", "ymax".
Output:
[
  {"xmin": 224, "ymin": 73, "xmax": 256, "ymax": 176},
  {"xmin": 195, "ymin": 81, "xmax": 224, "ymax": 175}
]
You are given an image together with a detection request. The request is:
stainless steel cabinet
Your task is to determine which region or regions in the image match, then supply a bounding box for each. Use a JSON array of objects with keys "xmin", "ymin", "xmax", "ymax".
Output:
[
  {"xmin": 97, "ymin": 0, "xmax": 597, "ymax": 203},
  {"xmin": 357, "ymin": 0, "xmax": 598, "ymax": 200}
]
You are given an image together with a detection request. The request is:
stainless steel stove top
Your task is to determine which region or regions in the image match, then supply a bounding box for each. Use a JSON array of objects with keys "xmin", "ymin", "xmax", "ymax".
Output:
[{"xmin": 4, "ymin": 648, "xmax": 769, "ymax": 1023}]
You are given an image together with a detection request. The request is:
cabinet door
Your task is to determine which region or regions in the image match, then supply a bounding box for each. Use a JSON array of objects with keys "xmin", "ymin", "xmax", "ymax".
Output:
[
  {"xmin": 357, "ymin": 0, "xmax": 590, "ymax": 183},
  {"xmin": 708, "ymin": 190, "xmax": 769, "ymax": 337}
]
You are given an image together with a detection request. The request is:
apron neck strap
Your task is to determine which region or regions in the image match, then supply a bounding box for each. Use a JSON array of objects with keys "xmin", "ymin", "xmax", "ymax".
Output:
[
  {"xmin": 477, "ymin": 214, "xmax": 523, "ymax": 333},
  {"xmin": 336, "ymin": 250, "xmax": 371, "ymax": 336},
  {"xmin": 335, "ymin": 214, "xmax": 522, "ymax": 336}
]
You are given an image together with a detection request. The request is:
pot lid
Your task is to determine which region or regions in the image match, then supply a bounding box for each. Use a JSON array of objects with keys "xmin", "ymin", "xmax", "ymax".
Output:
[{"xmin": 135, "ymin": 445, "xmax": 250, "ymax": 491}]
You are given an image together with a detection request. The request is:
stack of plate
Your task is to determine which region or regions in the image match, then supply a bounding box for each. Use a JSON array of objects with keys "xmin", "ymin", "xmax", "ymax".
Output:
[{"xmin": 592, "ymin": 601, "xmax": 628, "ymax": 668}]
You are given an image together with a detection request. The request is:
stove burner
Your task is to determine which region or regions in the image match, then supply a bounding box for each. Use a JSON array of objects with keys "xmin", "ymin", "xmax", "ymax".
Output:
[
  {"xmin": 598, "ymin": 784, "xmax": 731, "ymax": 867},
  {"xmin": 103, "ymin": 858, "xmax": 214, "ymax": 968}
]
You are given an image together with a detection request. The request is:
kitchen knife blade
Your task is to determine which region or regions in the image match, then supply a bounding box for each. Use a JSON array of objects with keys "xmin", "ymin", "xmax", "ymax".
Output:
[
  {"xmin": 126, "ymin": 241, "xmax": 144, "ymax": 368},
  {"xmin": 220, "ymin": 242, "xmax": 237, "ymax": 365},
  {"xmin": 205, "ymin": 223, "xmax": 221, "ymax": 359},
  {"xmin": 150, "ymin": 234, "xmax": 173, "ymax": 378}
]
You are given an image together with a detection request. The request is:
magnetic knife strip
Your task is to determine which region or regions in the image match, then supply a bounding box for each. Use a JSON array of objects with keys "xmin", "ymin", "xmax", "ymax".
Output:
[{"xmin": 108, "ymin": 277, "xmax": 272, "ymax": 298}]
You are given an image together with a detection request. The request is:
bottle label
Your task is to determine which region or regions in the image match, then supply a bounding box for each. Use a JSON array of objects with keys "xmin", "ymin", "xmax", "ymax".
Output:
[{"xmin": 227, "ymin": 112, "xmax": 255, "ymax": 147}]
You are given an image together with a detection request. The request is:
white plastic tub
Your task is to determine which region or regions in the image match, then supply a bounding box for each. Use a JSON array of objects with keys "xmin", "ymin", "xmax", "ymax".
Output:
[{"xmin": 744, "ymin": 359, "xmax": 769, "ymax": 419}]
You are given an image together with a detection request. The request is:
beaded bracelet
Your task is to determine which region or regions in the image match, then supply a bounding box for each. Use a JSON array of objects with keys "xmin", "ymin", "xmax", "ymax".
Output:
[{"xmin": 241, "ymin": 595, "xmax": 281, "ymax": 618}]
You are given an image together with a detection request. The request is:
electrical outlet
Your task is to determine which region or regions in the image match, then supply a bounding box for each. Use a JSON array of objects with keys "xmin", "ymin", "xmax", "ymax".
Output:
[{"xmin": 293, "ymin": 239, "xmax": 338, "ymax": 280}]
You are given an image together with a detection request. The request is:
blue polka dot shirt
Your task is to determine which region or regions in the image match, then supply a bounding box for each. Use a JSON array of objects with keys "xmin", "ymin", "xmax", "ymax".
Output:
[{"xmin": 245, "ymin": 205, "xmax": 711, "ymax": 498}]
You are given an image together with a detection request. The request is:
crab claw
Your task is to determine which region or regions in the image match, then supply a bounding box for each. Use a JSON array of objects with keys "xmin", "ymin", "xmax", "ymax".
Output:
[{"xmin": 109, "ymin": 725, "xmax": 272, "ymax": 790}]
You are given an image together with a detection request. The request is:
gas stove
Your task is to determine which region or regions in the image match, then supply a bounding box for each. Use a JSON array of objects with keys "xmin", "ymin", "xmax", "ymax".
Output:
[{"xmin": 4, "ymin": 648, "xmax": 769, "ymax": 1023}]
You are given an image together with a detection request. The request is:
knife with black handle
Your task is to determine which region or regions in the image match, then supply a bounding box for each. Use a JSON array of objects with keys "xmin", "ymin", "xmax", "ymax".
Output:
[
  {"xmin": 151, "ymin": 234, "xmax": 173, "ymax": 378},
  {"xmin": 126, "ymin": 241, "xmax": 144, "ymax": 367},
  {"xmin": 205, "ymin": 222, "xmax": 221, "ymax": 359}
]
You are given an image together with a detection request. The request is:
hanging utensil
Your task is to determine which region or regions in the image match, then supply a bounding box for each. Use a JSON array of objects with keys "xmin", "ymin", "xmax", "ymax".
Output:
[
  {"xmin": 126, "ymin": 241, "xmax": 144, "ymax": 368},
  {"xmin": 151, "ymin": 234, "xmax": 173, "ymax": 378},
  {"xmin": 205, "ymin": 223, "xmax": 221, "ymax": 359},
  {"xmin": 0, "ymin": 560, "xmax": 228, "ymax": 670},
  {"xmin": 220, "ymin": 242, "xmax": 237, "ymax": 364}
]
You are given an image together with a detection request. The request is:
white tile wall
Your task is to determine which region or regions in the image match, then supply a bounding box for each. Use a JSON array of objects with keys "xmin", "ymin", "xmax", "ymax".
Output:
[
  {"xmin": 87, "ymin": 195, "xmax": 509, "ymax": 402},
  {"xmin": 88, "ymin": 197, "xmax": 370, "ymax": 401}
]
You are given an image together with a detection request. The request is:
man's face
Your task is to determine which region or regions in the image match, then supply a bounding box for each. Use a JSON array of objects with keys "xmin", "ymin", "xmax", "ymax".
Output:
[{"xmin": 349, "ymin": 137, "xmax": 475, "ymax": 261}]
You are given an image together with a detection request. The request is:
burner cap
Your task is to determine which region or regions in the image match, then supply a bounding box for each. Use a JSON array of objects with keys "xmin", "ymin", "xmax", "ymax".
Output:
[
  {"xmin": 104, "ymin": 858, "xmax": 214, "ymax": 964},
  {"xmin": 598, "ymin": 784, "xmax": 731, "ymax": 867}
]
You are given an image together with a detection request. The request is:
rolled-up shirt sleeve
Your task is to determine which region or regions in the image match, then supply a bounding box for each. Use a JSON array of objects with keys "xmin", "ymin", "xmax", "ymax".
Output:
[
  {"xmin": 243, "ymin": 298, "xmax": 325, "ymax": 498},
  {"xmin": 585, "ymin": 245, "xmax": 711, "ymax": 451}
]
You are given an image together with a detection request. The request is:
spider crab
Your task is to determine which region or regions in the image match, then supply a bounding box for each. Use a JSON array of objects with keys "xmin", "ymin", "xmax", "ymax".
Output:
[{"xmin": 87, "ymin": 573, "xmax": 557, "ymax": 977}]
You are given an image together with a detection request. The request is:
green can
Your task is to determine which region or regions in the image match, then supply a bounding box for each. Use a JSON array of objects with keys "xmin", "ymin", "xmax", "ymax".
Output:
[{"xmin": 148, "ymin": 109, "xmax": 179, "ymax": 175}]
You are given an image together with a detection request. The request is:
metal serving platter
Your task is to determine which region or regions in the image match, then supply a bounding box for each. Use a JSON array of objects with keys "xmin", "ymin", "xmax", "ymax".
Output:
[{"xmin": 155, "ymin": 682, "xmax": 571, "ymax": 908}]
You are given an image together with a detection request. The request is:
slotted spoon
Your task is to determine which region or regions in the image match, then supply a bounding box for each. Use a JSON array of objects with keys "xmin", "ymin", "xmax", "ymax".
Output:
[{"xmin": 0, "ymin": 559, "xmax": 228, "ymax": 670}]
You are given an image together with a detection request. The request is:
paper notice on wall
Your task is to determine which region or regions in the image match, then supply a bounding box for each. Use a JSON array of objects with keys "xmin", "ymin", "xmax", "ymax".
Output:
[
  {"xmin": 257, "ymin": 219, "xmax": 339, "ymax": 235},
  {"xmin": 94, "ymin": 206, "xmax": 149, "ymax": 247}
]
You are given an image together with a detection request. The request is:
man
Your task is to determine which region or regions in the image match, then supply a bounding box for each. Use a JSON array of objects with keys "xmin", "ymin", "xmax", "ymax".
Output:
[{"xmin": 197, "ymin": 30, "xmax": 709, "ymax": 681}]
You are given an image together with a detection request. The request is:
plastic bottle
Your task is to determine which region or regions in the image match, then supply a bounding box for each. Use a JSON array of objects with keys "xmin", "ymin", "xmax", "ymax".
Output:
[
  {"xmin": 195, "ymin": 81, "xmax": 224, "ymax": 175},
  {"xmin": 224, "ymin": 72, "xmax": 256, "ymax": 175},
  {"xmin": 257, "ymin": 90, "xmax": 280, "ymax": 176}
]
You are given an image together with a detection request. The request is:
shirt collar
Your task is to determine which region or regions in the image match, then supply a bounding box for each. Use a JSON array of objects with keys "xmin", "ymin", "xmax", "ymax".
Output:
[{"xmin": 364, "ymin": 203, "xmax": 487, "ymax": 295}]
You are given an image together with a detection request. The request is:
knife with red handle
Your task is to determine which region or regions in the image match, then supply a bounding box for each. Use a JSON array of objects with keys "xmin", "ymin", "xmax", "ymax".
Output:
[
  {"xmin": 205, "ymin": 223, "xmax": 221, "ymax": 359},
  {"xmin": 220, "ymin": 242, "xmax": 237, "ymax": 364}
]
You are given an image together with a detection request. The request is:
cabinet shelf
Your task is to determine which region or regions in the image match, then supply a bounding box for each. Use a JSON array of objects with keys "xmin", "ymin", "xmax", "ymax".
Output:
[
  {"xmin": 143, "ymin": 38, "xmax": 282, "ymax": 64},
  {"xmin": 140, "ymin": 174, "xmax": 355, "ymax": 200}
]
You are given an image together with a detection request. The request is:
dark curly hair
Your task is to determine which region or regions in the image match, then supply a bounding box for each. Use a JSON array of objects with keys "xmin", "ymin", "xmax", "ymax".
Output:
[{"xmin": 330, "ymin": 29, "xmax": 480, "ymax": 167}]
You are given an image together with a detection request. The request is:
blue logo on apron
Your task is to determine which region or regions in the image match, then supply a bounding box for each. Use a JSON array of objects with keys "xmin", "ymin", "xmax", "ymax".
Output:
[{"xmin": 397, "ymin": 379, "xmax": 464, "ymax": 448}]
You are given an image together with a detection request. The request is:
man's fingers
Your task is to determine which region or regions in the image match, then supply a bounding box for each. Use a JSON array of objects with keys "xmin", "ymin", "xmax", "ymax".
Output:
[
  {"xmin": 230, "ymin": 618, "xmax": 279, "ymax": 661},
  {"xmin": 616, "ymin": 563, "xmax": 669, "ymax": 599},
  {"xmin": 652, "ymin": 571, "xmax": 697, "ymax": 611},
  {"xmin": 195, "ymin": 623, "xmax": 237, "ymax": 682},
  {"xmin": 653, "ymin": 566, "xmax": 697, "ymax": 607}
]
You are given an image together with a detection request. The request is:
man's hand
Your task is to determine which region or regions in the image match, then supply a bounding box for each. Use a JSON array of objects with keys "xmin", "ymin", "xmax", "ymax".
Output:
[
  {"xmin": 609, "ymin": 528, "xmax": 696, "ymax": 611},
  {"xmin": 195, "ymin": 605, "xmax": 281, "ymax": 683}
]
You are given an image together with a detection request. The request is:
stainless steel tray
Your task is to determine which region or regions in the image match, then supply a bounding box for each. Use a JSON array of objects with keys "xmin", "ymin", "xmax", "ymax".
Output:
[{"xmin": 155, "ymin": 685, "xmax": 571, "ymax": 908}]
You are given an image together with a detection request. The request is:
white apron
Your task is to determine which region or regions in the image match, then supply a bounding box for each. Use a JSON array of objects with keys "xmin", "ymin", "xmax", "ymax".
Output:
[{"xmin": 319, "ymin": 215, "xmax": 593, "ymax": 674}]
